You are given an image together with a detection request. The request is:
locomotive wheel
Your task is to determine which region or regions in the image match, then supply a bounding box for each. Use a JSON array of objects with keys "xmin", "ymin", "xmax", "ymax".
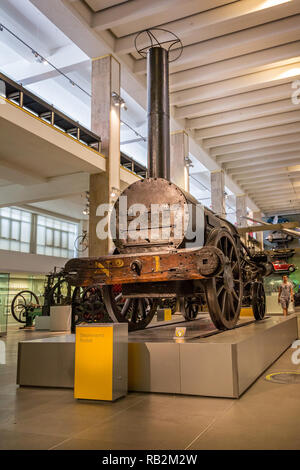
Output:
[
  {"xmin": 11, "ymin": 290, "xmax": 39, "ymax": 324},
  {"xmin": 102, "ymin": 284, "xmax": 158, "ymax": 331},
  {"xmin": 160, "ymin": 297, "xmax": 178, "ymax": 314},
  {"xmin": 81, "ymin": 286, "xmax": 108, "ymax": 323},
  {"xmin": 71, "ymin": 286, "xmax": 109, "ymax": 324},
  {"xmin": 184, "ymin": 297, "xmax": 199, "ymax": 321},
  {"xmin": 49, "ymin": 279, "xmax": 72, "ymax": 306},
  {"xmin": 71, "ymin": 287, "xmax": 85, "ymax": 326},
  {"xmin": 205, "ymin": 229, "xmax": 243, "ymax": 330},
  {"xmin": 251, "ymin": 281, "xmax": 266, "ymax": 321}
]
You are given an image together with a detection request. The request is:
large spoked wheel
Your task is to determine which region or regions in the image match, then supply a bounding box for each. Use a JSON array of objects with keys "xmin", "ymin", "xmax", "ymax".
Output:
[
  {"xmin": 74, "ymin": 233, "xmax": 89, "ymax": 253},
  {"xmin": 102, "ymin": 284, "xmax": 158, "ymax": 331},
  {"xmin": 252, "ymin": 281, "xmax": 266, "ymax": 321},
  {"xmin": 81, "ymin": 286, "xmax": 108, "ymax": 323},
  {"xmin": 11, "ymin": 290, "xmax": 39, "ymax": 324},
  {"xmin": 48, "ymin": 279, "xmax": 72, "ymax": 306},
  {"xmin": 71, "ymin": 287, "xmax": 85, "ymax": 327},
  {"xmin": 205, "ymin": 229, "xmax": 243, "ymax": 330},
  {"xmin": 159, "ymin": 297, "xmax": 178, "ymax": 315},
  {"xmin": 184, "ymin": 297, "xmax": 199, "ymax": 321},
  {"xmin": 71, "ymin": 286, "xmax": 109, "ymax": 325}
]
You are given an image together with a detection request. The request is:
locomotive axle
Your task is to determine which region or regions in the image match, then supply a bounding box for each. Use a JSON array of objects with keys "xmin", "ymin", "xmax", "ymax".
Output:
[{"xmin": 65, "ymin": 246, "xmax": 225, "ymax": 287}]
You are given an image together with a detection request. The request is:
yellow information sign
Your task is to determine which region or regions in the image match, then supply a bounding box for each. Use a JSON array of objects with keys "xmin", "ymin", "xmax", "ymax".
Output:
[{"xmin": 74, "ymin": 325, "xmax": 114, "ymax": 401}]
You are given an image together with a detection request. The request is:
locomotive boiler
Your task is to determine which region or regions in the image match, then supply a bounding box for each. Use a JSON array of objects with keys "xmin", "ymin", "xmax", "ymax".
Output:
[{"xmin": 65, "ymin": 29, "xmax": 272, "ymax": 331}]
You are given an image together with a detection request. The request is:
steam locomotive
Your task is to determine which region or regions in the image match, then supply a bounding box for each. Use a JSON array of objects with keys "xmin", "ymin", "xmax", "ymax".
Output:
[{"xmin": 65, "ymin": 32, "xmax": 272, "ymax": 331}]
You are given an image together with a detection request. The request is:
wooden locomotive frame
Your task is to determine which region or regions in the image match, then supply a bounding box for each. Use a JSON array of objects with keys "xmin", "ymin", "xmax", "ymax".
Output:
[{"xmin": 65, "ymin": 30, "xmax": 273, "ymax": 332}]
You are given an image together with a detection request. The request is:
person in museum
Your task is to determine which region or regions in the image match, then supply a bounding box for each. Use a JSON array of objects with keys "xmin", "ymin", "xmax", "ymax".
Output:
[{"xmin": 278, "ymin": 275, "xmax": 294, "ymax": 317}]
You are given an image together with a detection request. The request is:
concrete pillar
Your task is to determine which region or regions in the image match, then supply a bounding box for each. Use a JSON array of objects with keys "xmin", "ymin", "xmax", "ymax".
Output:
[
  {"xmin": 170, "ymin": 130, "xmax": 190, "ymax": 192},
  {"xmin": 210, "ymin": 170, "xmax": 226, "ymax": 218},
  {"xmin": 89, "ymin": 55, "xmax": 121, "ymax": 256},
  {"xmin": 236, "ymin": 194, "xmax": 247, "ymax": 227},
  {"xmin": 252, "ymin": 210, "xmax": 264, "ymax": 250}
]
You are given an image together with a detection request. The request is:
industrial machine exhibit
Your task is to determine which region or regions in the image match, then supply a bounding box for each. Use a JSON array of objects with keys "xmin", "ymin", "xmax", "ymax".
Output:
[{"xmin": 0, "ymin": 0, "xmax": 300, "ymax": 457}]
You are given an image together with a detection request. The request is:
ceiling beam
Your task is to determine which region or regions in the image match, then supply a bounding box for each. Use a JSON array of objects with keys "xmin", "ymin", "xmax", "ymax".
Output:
[
  {"xmin": 234, "ymin": 168, "xmax": 300, "ymax": 183},
  {"xmin": 0, "ymin": 160, "xmax": 46, "ymax": 186},
  {"xmin": 223, "ymin": 151, "xmax": 300, "ymax": 170},
  {"xmin": 216, "ymin": 142, "xmax": 300, "ymax": 164},
  {"xmin": 237, "ymin": 173, "xmax": 299, "ymax": 185},
  {"xmin": 187, "ymin": 99, "xmax": 296, "ymax": 130},
  {"xmin": 0, "ymin": 173, "xmax": 90, "ymax": 208},
  {"xmin": 248, "ymin": 187, "xmax": 295, "ymax": 196},
  {"xmin": 171, "ymin": 62, "xmax": 300, "ymax": 106},
  {"xmin": 241, "ymin": 180, "xmax": 293, "ymax": 190},
  {"xmin": 116, "ymin": 0, "xmax": 300, "ymax": 55},
  {"xmin": 210, "ymin": 132, "xmax": 300, "ymax": 157},
  {"xmin": 171, "ymin": 41, "xmax": 300, "ymax": 92},
  {"xmin": 238, "ymin": 221, "xmax": 299, "ymax": 234},
  {"xmin": 228, "ymin": 157, "xmax": 300, "ymax": 176},
  {"xmin": 196, "ymin": 111, "xmax": 300, "ymax": 140},
  {"xmin": 250, "ymin": 188, "xmax": 299, "ymax": 198},
  {"xmin": 174, "ymin": 82, "xmax": 294, "ymax": 120},
  {"xmin": 1, "ymin": 44, "xmax": 88, "ymax": 87},
  {"xmin": 203, "ymin": 122, "xmax": 300, "ymax": 149},
  {"xmin": 91, "ymin": 0, "xmax": 183, "ymax": 31},
  {"xmin": 261, "ymin": 203, "xmax": 300, "ymax": 211},
  {"xmin": 134, "ymin": 14, "xmax": 300, "ymax": 75},
  {"xmin": 254, "ymin": 195, "xmax": 300, "ymax": 205}
]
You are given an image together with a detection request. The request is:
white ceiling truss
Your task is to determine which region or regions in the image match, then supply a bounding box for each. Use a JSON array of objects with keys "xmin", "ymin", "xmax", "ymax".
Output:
[{"xmin": 27, "ymin": 0, "xmax": 300, "ymax": 215}]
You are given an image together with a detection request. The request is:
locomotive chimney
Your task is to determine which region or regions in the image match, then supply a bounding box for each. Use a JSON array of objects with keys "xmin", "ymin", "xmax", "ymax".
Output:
[{"xmin": 147, "ymin": 46, "xmax": 170, "ymax": 180}]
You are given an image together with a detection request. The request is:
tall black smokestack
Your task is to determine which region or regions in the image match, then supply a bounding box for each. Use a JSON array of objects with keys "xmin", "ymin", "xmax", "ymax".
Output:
[{"xmin": 147, "ymin": 46, "xmax": 170, "ymax": 180}]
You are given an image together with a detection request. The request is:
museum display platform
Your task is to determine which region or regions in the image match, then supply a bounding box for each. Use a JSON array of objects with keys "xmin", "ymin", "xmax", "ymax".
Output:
[{"xmin": 17, "ymin": 314, "xmax": 298, "ymax": 398}]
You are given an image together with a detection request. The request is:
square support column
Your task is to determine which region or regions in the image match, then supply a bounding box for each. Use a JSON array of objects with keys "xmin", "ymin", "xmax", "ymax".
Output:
[
  {"xmin": 252, "ymin": 211, "xmax": 264, "ymax": 250},
  {"xmin": 210, "ymin": 170, "xmax": 226, "ymax": 218},
  {"xmin": 170, "ymin": 130, "xmax": 189, "ymax": 192},
  {"xmin": 236, "ymin": 194, "xmax": 247, "ymax": 227},
  {"xmin": 89, "ymin": 55, "xmax": 121, "ymax": 256}
]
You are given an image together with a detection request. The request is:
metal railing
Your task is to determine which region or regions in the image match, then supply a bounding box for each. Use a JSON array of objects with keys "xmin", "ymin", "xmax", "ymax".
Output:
[
  {"xmin": 120, "ymin": 152, "xmax": 147, "ymax": 178},
  {"xmin": 0, "ymin": 72, "xmax": 101, "ymax": 152},
  {"xmin": 0, "ymin": 71, "xmax": 148, "ymax": 178}
]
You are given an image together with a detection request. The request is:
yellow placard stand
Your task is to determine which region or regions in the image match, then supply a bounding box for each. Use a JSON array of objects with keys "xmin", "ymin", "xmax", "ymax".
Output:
[
  {"xmin": 157, "ymin": 308, "xmax": 172, "ymax": 322},
  {"xmin": 74, "ymin": 323, "xmax": 128, "ymax": 401},
  {"xmin": 240, "ymin": 306, "xmax": 254, "ymax": 317}
]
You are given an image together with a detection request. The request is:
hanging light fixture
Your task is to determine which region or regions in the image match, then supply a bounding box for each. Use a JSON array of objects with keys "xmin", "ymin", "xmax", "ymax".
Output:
[
  {"xmin": 111, "ymin": 92, "xmax": 127, "ymax": 110},
  {"xmin": 82, "ymin": 191, "xmax": 90, "ymax": 216}
]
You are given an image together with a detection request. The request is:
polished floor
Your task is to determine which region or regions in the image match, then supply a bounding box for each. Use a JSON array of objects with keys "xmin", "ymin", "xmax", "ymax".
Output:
[{"xmin": 0, "ymin": 322, "xmax": 300, "ymax": 450}]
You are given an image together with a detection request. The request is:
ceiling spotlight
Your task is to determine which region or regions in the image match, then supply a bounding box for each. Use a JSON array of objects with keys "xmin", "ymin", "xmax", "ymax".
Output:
[
  {"xmin": 110, "ymin": 186, "xmax": 120, "ymax": 199},
  {"xmin": 82, "ymin": 207, "xmax": 89, "ymax": 216},
  {"xmin": 0, "ymin": 25, "xmax": 3, "ymax": 32},
  {"xmin": 184, "ymin": 156, "xmax": 193, "ymax": 168},
  {"xmin": 111, "ymin": 92, "xmax": 120, "ymax": 106},
  {"xmin": 111, "ymin": 91, "xmax": 126, "ymax": 109}
]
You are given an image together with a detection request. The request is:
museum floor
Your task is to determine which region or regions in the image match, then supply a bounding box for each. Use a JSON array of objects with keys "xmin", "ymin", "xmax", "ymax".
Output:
[{"xmin": 1, "ymin": 323, "xmax": 300, "ymax": 450}]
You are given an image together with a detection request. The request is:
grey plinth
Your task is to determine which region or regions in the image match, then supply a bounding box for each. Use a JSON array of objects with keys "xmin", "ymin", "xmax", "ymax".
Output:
[
  {"xmin": 17, "ymin": 315, "xmax": 298, "ymax": 398},
  {"xmin": 128, "ymin": 315, "xmax": 298, "ymax": 398},
  {"xmin": 17, "ymin": 335, "xmax": 75, "ymax": 388}
]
